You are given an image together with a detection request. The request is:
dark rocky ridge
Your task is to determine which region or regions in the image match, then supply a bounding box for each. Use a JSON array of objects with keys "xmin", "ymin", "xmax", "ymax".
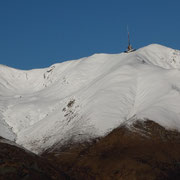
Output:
[{"xmin": 1, "ymin": 120, "xmax": 180, "ymax": 179}]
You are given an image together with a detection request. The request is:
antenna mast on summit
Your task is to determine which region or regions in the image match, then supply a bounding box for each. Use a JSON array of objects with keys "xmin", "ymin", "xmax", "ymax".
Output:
[
  {"xmin": 125, "ymin": 25, "xmax": 135, "ymax": 53},
  {"xmin": 127, "ymin": 26, "xmax": 130, "ymax": 47}
]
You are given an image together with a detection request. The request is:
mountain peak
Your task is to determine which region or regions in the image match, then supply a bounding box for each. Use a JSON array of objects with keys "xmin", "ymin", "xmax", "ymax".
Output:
[
  {"xmin": 0, "ymin": 44, "xmax": 180, "ymax": 153},
  {"xmin": 136, "ymin": 44, "xmax": 180, "ymax": 69}
]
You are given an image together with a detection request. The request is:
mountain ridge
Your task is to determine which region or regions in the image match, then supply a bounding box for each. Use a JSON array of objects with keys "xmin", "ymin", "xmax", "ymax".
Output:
[{"xmin": 0, "ymin": 44, "xmax": 180, "ymax": 153}]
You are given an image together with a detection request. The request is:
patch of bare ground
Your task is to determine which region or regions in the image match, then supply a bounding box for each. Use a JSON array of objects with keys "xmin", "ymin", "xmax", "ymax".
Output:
[{"xmin": 43, "ymin": 120, "xmax": 180, "ymax": 180}]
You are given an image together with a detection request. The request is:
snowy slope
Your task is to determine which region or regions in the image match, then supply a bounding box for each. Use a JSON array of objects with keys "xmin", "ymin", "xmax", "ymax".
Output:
[{"xmin": 1, "ymin": 44, "xmax": 180, "ymax": 153}]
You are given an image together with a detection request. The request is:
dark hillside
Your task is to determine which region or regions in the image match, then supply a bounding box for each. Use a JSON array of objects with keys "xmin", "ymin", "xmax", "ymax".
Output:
[
  {"xmin": 43, "ymin": 120, "xmax": 180, "ymax": 180},
  {"xmin": 0, "ymin": 138, "xmax": 69, "ymax": 180}
]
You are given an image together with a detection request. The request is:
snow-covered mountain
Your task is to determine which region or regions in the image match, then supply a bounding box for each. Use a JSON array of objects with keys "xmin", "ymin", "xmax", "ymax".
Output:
[{"xmin": 1, "ymin": 44, "xmax": 180, "ymax": 153}]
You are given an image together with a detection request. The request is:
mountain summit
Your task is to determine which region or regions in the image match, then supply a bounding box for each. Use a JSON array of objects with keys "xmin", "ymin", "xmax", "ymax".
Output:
[{"xmin": 1, "ymin": 44, "xmax": 180, "ymax": 153}]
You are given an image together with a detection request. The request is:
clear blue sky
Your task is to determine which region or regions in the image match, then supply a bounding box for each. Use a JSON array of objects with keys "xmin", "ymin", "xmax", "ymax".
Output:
[{"xmin": 0, "ymin": 0, "xmax": 180, "ymax": 70}]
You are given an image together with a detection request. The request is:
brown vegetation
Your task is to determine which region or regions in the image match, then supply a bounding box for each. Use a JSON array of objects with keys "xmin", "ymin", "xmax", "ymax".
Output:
[
  {"xmin": 43, "ymin": 120, "xmax": 180, "ymax": 180},
  {"xmin": 0, "ymin": 140, "xmax": 69, "ymax": 180}
]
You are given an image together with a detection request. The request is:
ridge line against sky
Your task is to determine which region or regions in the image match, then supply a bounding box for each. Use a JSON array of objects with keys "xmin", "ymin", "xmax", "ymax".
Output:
[{"xmin": 0, "ymin": 0, "xmax": 180, "ymax": 70}]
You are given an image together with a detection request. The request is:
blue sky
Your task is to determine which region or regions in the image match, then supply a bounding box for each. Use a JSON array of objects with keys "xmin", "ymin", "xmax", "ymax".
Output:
[{"xmin": 0, "ymin": 0, "xmax": 180, "ymax": 70}]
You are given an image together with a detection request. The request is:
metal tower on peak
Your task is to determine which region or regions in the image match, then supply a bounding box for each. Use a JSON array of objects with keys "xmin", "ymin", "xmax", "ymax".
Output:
[{"xmin": 125, "ymin": 26, "xmax": 136, "ymax": 53}]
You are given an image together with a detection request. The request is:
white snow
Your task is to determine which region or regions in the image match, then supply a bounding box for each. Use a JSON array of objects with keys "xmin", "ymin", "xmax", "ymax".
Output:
[{"xmin": 0, "ymin": 44, "xmax": 180, "ymax": 153}]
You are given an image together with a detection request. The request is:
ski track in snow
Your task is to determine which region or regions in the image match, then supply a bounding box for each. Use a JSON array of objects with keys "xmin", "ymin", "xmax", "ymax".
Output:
[{"xmin": 1, "ymin": 44, "xmax": 180, "ymax": 153}]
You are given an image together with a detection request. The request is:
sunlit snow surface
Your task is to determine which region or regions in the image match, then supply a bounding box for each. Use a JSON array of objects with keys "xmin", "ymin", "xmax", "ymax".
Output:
[{"xmin": 1, "ymin": 44, "xmax": 180, "ymax": 153}]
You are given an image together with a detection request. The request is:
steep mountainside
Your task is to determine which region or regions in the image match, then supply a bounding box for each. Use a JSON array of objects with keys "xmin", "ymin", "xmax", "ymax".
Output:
[{"xmin": 0, "ymin": 44, "xmax": 180, "ymax": 154}]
